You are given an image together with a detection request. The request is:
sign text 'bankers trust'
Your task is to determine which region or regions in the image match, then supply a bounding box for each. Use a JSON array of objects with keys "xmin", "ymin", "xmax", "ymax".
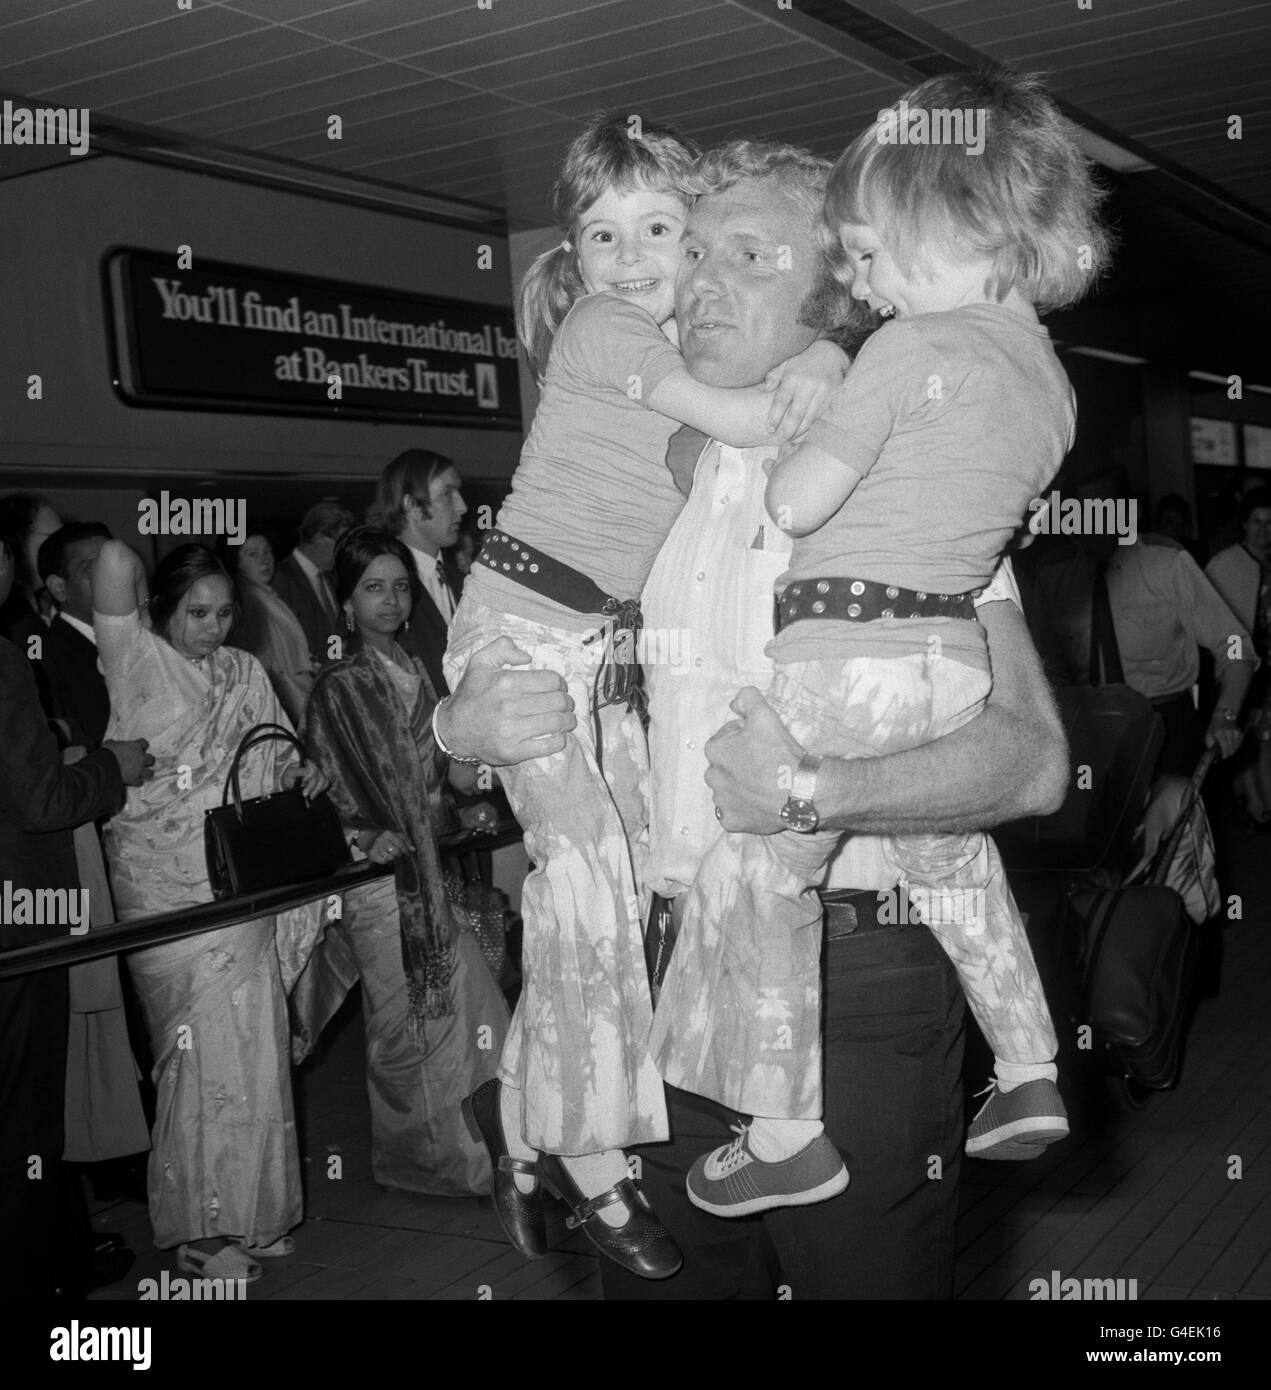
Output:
[{"xmin": 108, "ymin": 250, "xmax": 522, "ymax": 425}]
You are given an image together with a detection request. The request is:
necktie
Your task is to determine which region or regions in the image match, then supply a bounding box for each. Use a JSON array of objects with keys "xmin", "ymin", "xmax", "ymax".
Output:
[
  {"xmin": 1089, "ymin": 559, "xmax": 1124, "ymax": 686},
  {"xmin": 318, "ymin": 572, "xmax": 337, "ymax": 622},
  {"xmin": 436, "ymin": 559, "xmax": 454, "ymax": 620}
]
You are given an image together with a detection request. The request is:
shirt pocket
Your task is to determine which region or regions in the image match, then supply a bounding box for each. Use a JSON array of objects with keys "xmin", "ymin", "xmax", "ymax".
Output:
[{"xmin": 734, "ymin": 549, "xmax": 790, "ymax": 680}]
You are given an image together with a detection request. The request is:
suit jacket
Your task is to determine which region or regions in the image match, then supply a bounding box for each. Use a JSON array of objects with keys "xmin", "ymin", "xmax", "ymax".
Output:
[
  {"xmin": 0, "ymin": 638, "xmax": 123, "ymax": 946},
  {"xmin": 272, "ymin": 552, "xmax": 336, "ymax": 666},
  {"xmin": 0, "ymin": 637, "xmax": 124, "ymax": 1239},
  {"xmin": 41, "ymin": 616, "xmax": 111, "ymax": 749},
  {"xmin": 399, "ymin": 559, "xmax": 462, "ymax": 697}
]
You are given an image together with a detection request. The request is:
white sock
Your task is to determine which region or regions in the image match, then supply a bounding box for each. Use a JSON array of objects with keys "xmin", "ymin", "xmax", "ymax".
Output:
[
  {"xmin": 559, "ymin": 1150, "xmax": 631, "ymax": 1228},
  {"xmin": 747, "ymin": 1116, "xmax": 823, "ymax": 1162},
  {"xmin": 498, "ymin": 1081, "xmax": 539, "ymax": 1194},
  {"xmin": 994, "ymin": 1059, "xmax": 1058, "ymax": 1093}
]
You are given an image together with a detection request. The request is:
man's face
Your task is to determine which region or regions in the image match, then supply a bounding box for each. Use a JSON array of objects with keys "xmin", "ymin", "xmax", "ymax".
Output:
[
  {"xmin": 51, "ymin": 536, "xmax": 106, "ymax": 623},
  {"xmin": 406, "ymin": 466, "xmax": 467, "ymax": 554},
  {"xmin": 675, "ymin": 177, "xmax": 822, "ymax": 387},
  {"xmin": 1243, "ymin": 507, "xmax": 1271, "ymax": 558},
  {"xmin": 307, "ymin": 531, "xmax": 339, "ymax": 573}
]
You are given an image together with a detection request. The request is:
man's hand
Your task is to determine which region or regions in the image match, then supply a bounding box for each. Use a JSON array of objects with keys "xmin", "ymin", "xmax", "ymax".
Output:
[
  {"xmin": 103, "ymin": 738, "xmax": 154, "ymax": 786},
  {"xmin": 704, "ymin": 687, "xmax": 805, "ymax": 833},
  {"xmin": 440, "ymin": 637, "xmax": 576, "ymax": 767},
  {"xmin": 1205, "ymin": 714, "xmax": 1242, "ymax": 759}
]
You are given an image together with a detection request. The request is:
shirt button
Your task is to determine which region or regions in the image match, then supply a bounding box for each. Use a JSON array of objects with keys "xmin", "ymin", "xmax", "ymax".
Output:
[
  {"xmin": 680, "ymin": 826, "xmax": 689, "ymax": 836},
  {"xmin": 697, "ymin": 571, "xmax": 706, "ymax": 581},
  {"xmin": 686, "ymin": 740, "xmax": 695, "ymax": 750},
  {"xmin": 720, "ymin": 495, "xmax": 730, "ymax": 505},
  {"xmin": 694, "ymin": 657, "xmax": 703, "ymax": 667}
]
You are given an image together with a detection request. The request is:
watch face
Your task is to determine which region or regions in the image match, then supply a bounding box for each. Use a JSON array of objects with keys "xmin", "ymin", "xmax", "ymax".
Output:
[{"xmin": 780, "ymin": 798, "xmax": 819, "ymax": 832}]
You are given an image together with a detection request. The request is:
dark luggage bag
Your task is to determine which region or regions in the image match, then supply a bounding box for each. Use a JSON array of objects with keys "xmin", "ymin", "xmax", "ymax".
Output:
[
  {"xmin": 1069, "ymin": 749, "xmax": 1218, "ymax": 1090},
  {"xmin": 1070, "ymin": 884, "xmax": 1196, "ymax": 1090},
  {"xmin": 995, "ymin": 683, "xmax": 1163, "ymax": 882}
]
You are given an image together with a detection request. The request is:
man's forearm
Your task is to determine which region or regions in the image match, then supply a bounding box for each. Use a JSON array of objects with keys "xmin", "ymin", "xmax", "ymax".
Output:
[
  {"xmin": 818, "ymin": 705, "xmax": 1058, "ymax": 834},
  {"xmin": 819, "ymin": 601, "xmax": 1069, "ymax": 835},
  {"xmin": 1216, "ymin": 661, "xmax": 1255, "ymax": 716}
]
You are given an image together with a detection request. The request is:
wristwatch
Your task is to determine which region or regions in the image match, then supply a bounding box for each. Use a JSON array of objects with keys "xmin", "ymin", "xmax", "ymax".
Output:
[{"xmin": 779, "ymin": 753, "xmax": 824, "ymax": 833}]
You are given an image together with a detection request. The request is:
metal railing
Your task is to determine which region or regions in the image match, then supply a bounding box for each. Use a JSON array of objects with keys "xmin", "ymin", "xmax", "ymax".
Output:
[{"xmin": 0, "ymin": 819, "xmax": 525, "ymax": 981}]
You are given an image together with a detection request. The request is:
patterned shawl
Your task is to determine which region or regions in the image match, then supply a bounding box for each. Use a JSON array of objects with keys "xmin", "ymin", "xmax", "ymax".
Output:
[{"xmin": 302, "ymin": 639, "xmax": 455, "ymax": 1033}]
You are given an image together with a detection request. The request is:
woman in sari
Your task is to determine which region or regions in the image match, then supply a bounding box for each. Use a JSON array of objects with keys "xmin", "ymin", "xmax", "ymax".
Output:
[
  {"xmin": 93, "ymin": 539, "xmax": 328, "ymax": 1284},
  {"xmin": 222, "ymin": 530, "xmax": 315, "ymax": 726},
  {"xmin": 301, "ymin": 526, "xmax": 509, "ymax": 1196}
]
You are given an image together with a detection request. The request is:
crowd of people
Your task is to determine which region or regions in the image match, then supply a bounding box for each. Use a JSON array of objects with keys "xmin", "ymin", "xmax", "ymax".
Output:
[
  {"xmin": 0, "ymin": 457, "xmax": 503, "ymax": 1294},
  {"xmin": 1, "ymin": 67, "xmax": 1264, "ymax": 1302}
]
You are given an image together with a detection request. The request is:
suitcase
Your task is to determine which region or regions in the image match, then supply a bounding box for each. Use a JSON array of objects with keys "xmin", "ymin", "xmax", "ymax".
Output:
[
  {"xmin": 1071, "ymin": 884, "xmax": 1196, "ymax": 1090},
  {"xmin": 995, "ymin": 684, "xmax": 1163, "ymax": 882},
  {"xmin": 1068, "ymin": 749, "xmax": 1217, "ymax": 1091}
]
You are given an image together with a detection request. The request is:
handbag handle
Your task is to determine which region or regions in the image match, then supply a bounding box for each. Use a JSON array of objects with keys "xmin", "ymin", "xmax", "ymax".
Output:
[
  {"xmin": 221, "ymin": 722, "xmax": 307, "ymax": 821},
  {"xmin": 1142, "ymin": 745, "xmax": 1219, "ymax": 888}
]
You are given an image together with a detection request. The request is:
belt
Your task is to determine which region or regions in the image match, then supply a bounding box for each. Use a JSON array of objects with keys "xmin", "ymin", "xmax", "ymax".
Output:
[
  {"xmin": 777, "ymin": 576, "xmax": 979, "ymax": 632},
  {"xmin": 474, "ymin": 529, "xmax": 644, "ymax": 713},
  {"xmin": 823, "ymin": 888, "xmax": 910, "ymax": 939},
  {"xmin": 647, "ymin": 887, "xmax": 909, "ymax": 1002}
]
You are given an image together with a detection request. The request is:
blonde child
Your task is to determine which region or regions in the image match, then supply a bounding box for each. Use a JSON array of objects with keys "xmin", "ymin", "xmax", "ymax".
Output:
[
  {"xmin": 446, "ymin": 113, "xmax": 848, "ymax": 1277},
  {"xmin": 648, "ymin": 71, "xmax": 1113, "ymax": 1216}
]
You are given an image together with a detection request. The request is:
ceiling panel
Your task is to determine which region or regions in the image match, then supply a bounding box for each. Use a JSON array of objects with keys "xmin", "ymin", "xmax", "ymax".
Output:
[
  {"xmin": 0, "ymin": 7, "xmax": 270, "ymax": 93},
  {"xmin": 0, "ymin": 0, "xmax": 1263, "ymax": 250},
  {"xmin": 99, "ymin": 47, "xmax": 374, "ymax": 125}
]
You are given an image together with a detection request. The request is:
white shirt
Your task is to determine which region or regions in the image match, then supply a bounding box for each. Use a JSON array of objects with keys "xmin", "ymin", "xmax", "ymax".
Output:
[
  {"xmin": 59, "ymin": 611, "xmax": 97, "ymax": 647},
  {"xmin": 409, "ymin": 543, "xmax": 455, "ymax": 625},
  {"xmin": 641, "ymin": 439, "xmax": 1020, "ymax": 899}
]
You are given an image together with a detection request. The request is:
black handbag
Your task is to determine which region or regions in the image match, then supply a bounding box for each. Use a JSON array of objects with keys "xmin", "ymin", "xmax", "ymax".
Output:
[{"xmin": 203, "ymin": 722, "xmax": 350, "ymax": 900}]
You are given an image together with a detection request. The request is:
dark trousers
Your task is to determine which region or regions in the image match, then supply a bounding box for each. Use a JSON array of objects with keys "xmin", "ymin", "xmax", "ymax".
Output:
[
  {"xmin": 1154, "ymin": 692, "xmax": 1203, "ymax": 778},
  {"xmin": 0, "ymin": 966, "xmax": 91, "ymax": 1299},
  {"xmin": 604, "ymin": 916, "xmax": 966, "ymax": 1300}
]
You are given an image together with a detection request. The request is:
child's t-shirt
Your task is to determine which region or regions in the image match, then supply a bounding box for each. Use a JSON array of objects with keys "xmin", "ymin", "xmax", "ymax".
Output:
[
  {"xmin": 490, "ymin": 292, "xmax": 686, "ymax": 605},
  {"xmin": 795, "ymin": 304, "xmax": 1075, "ymax": 597}
]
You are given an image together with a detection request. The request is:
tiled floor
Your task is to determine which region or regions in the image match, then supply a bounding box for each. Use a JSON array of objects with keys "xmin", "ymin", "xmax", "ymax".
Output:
[{"xmin": 88, "ymin": 809, "xmax": 1270, "ymax": 1301}]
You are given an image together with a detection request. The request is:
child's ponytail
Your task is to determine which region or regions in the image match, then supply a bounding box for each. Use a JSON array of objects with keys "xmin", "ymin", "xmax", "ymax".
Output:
[{"xmin": 516, "ymin": 240, "xmax": 586, "ymax": 384}]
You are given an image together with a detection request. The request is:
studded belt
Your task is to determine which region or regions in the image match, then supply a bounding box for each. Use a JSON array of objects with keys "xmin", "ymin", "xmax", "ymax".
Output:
[
  {"xmin": 474, "ymin": 529, "xmax": 645, "ymax": 714},
  {"xmin": 776, "ymin": 575, "xmax": 979, "ymax": 631}
]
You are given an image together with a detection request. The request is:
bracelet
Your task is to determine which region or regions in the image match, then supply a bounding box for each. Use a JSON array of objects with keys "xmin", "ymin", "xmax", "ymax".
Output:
[
  {"xmin": 1211, "ymin": 707, "xmax": 1239, "ymax": 724},
  {"xmin": 432, "ymin": 696, "xmax": 483, "ymax": 765}
]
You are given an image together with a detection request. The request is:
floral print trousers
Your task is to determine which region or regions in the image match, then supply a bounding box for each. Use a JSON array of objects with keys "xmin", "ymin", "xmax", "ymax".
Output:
[
  {"xmin": 649, "ymin": 651, "xmax": 1058, "ymax": 1119},
  {"xmin": 445, "ymin": 598, "xmax": 668, "ymax": 1155}
]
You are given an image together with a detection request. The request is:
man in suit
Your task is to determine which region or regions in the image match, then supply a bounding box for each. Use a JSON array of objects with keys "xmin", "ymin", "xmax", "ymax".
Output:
[
  {"xmin": 38, "ymin": 522, "xmax": 154, "ymax": 1206},
  {"xmin": 272, "ymin": 498, "xmax": 355, "ymax": 665},
  {"xmin": 0, "ymin": 535, "xmax": 154, "ymax": 1299},
  {"xmin": 374, "ymin": 449, "xmax": 468, "ymax": 696},
  {"xmin": 37, "ymin": 523, "xmax": 112, "ymax": 750}
]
